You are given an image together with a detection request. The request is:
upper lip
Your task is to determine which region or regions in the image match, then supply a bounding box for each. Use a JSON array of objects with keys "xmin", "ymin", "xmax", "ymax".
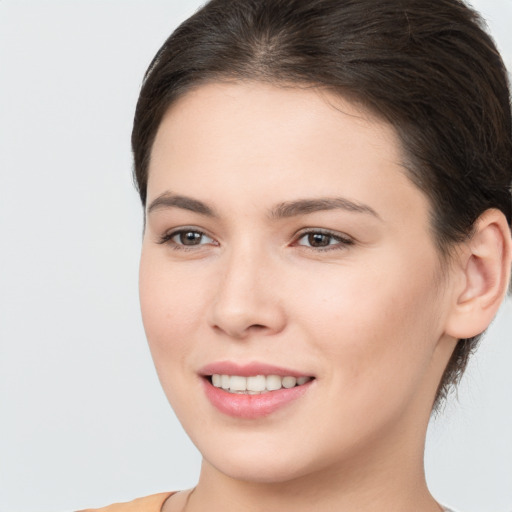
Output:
[{"xmin": 199, "ymin": 361, "xmax": 314, "ymax": 378}]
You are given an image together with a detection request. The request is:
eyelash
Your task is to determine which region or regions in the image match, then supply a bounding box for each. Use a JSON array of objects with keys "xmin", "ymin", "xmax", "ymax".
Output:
[
  {"xmin": 157, "ymin": 228, "xmax": 354, "ymax": 252},
  {"xmin": 158, "ymin": 228, "xmax": 215, "ymax": 251},
  {"xmin": 293, "ymin": 229, "xmax": 354, "ymax": 251}
]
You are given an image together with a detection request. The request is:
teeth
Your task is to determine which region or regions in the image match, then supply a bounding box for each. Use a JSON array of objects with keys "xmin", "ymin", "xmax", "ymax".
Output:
[
  {"xmin": 229, "ymin": 375, "xmax": 247, "ymax": 391},
  {"xmin": 282, "ymin": 376, "xmax": 297, "ymax": 389},
  {"xmin": 247, "ymin": 375, "xmax": 266, "ymax": 391},
  {"xmin": 266, "ymin": 375, "xmax": 282, "ymax": 391},
  {"xmin": 221, "ymin": 374, "xmax": 230, "ymax": 390},
  {"xmin": 210, "ymin": 374, "xmax": 312, "ymax": 394}
]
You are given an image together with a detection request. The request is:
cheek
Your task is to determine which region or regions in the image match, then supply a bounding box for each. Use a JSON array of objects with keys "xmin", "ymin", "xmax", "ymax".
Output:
[
  {"xmin": 138, "ymin": 249, "xmax": 214, "ymax": 421},
  {"xmin": 139, "ymin": 249, "xmax": 206, "ymax": 364},
  {"xmin": 288, "ymin": 254, "xmax": 444, "ymax": 394}
]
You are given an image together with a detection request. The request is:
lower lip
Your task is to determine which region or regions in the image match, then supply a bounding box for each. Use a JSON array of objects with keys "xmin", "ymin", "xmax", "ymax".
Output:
[{"xmin": 202, "ymin": 378, "xmax": 313, "ymax": 419}]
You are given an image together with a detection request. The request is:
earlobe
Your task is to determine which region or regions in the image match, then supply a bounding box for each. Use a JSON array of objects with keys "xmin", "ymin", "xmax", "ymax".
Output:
[{"xmin": 445, "ymin": 209, "xmax": 512, "ymax": 340}]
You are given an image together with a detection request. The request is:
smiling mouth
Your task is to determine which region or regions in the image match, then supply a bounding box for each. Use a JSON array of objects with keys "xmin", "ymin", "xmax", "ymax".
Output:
[{"xmin": 208, "ymin": 374, "xmax": 314, "ymax": 394}]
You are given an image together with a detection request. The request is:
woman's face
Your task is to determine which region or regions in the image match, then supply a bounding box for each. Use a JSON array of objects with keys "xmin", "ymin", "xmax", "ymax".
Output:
[{"xmin": 139, "ymin": 82, "xmax": 457, "ymax": 483}]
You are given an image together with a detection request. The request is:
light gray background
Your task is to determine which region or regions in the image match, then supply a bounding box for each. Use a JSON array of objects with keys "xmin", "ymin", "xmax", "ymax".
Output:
[{"xmin": 0, "ymin": 1, "xmax": 511, "ymax": 511}]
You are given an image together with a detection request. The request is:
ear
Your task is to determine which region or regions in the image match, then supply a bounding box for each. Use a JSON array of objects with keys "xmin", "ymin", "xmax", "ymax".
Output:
[{"xmin": 445, "ymin": 209, "xmax": 512, "ymax": 340}]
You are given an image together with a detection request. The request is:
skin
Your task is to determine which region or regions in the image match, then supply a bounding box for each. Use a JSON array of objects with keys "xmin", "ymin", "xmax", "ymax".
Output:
[{"xmin": 138, "ymin": 82, "xmax": 508, "ymax": 512}]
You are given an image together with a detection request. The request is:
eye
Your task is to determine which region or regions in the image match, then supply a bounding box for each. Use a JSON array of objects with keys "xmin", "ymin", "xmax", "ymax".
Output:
[
  {"xmin": 159, "ymin": 228, "xmax": 216, "ymax": 249},
  {"xmin": 295, "ymin": 230, "xmax": 353, "ymax": 250},
  {"xmin": 173, "ymin": 230, "xmax": 210, "ymax": 246}
]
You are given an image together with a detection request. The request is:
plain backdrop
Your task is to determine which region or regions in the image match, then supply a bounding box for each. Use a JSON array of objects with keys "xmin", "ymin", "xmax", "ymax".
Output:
[{"xmin": 0, "ymin": 1, "xmax": 511, "ymax": 511}]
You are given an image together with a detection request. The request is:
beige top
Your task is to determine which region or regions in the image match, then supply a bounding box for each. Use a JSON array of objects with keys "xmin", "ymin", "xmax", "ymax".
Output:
[
  {"xmin": 78, "ymin": 492, "xmax": 456, "ymax": 512},
  {"xmin": 77, "ymin": 492, "xmax": 174, "ymax": 512}
]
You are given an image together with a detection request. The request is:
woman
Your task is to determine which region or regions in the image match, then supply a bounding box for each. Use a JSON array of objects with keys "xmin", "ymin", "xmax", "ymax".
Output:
[{"xmin": 84, "ymin": 0, "xmax": 512, "ymax": 510}]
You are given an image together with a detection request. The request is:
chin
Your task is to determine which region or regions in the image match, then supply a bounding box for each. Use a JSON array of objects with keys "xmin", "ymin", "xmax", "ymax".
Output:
[
  {"xmin": 191, "ymin": 424, "xmax": 343, "ymax": 485},
  {"xmin": 206, "ymin": 451, "xmax": 317, "ymax": 484}
]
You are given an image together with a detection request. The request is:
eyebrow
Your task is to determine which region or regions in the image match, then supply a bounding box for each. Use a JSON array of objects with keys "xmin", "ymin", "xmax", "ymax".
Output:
[
  {"xmin": 147, "ymin": 192, "xmax": 218, "ymax": 217},
  {"xmin": 147, "ymin": 192, "xmax": 381, "ymax": 221},
  {"xmin": 270, "ymin": 197, "xmax": 381, "ymax": 220}
]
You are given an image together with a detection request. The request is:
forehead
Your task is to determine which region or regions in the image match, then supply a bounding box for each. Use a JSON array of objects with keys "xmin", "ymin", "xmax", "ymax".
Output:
[
  {"xmin": 152, "ymin": 81, "xmax": 400, "ymax": 168},
  {"xmin": 148, "ymin": 81, "xmax": 428, "ymax": 220}
]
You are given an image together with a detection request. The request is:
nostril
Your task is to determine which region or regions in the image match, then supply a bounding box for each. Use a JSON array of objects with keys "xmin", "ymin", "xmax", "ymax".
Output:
[{"xmin": 209, "ymin": 296, "xmax": 287, "ymax": 338}]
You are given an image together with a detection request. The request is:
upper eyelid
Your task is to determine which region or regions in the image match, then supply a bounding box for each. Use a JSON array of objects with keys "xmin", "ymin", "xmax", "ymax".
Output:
[
  {"xmin": 158, "ymin": 227, "xmax": 216, "ymax": 245},
  {"xmin": 156, "ymin": 226, "xmax": 353, "ymax": 246},
  {"xmin": 292, "ymin": 229, "xmax": 355, "ymax": 251},
  {"xmin": 293, "ymin": 227, "xmax": 353, "ymax": 241}
]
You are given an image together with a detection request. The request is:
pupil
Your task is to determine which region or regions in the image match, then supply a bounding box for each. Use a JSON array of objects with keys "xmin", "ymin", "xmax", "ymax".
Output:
[
  {"xmin": 181, "ymin": 231, "xmax": 201, "ymax": 245},
  {"xmin": 309, "ymin": 233, "xmax": 329, "ymax": 247}
]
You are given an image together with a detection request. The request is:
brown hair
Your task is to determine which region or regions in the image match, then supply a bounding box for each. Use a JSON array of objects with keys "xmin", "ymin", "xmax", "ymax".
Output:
[{"xmin": 131, "ymin": 0, "xmax": 512, "ymax": 408}]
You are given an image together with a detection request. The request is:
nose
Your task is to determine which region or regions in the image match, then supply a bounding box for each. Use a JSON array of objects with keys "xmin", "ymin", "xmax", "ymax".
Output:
[{"xmin": 208, "ymin": 245, "xmax": 287, "ymax": 339}]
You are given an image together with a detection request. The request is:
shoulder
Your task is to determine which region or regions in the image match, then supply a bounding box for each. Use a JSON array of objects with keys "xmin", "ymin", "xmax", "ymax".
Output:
[{"xmin": 77, "ymin": 492, "xmax": 175, "ymax": 512}]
